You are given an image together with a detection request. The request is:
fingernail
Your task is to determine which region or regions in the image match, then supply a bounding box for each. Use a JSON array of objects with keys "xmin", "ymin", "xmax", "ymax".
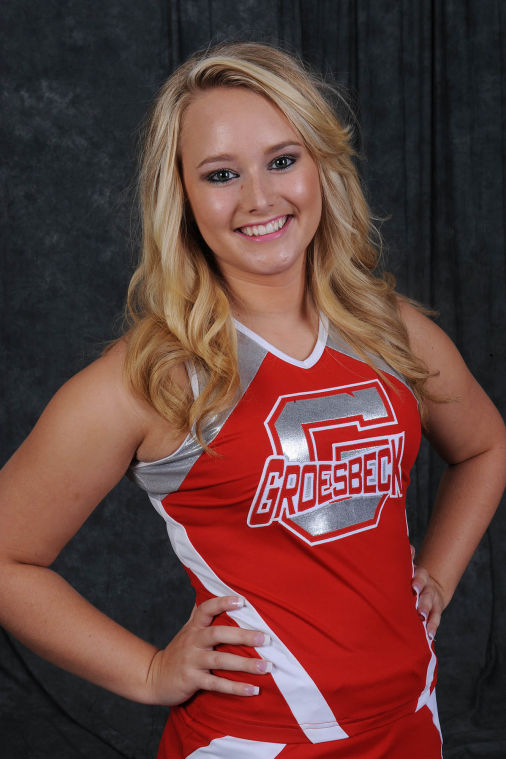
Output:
[
  {"xmin": 230, "ymin": 597, "xmax": 244, "ymax": 608},
  {"xmin": 253, "ymin": 632, "xmax": 271, "ymax": 647},
  {"xmin": 428, "ymin": 632, "xmax": 435, "ymax": 642},
  {"xmin": 244, "ymin": 685, "xmax": 260, "ymax": 696},
  {"xmin": 418, "ymin": 611, "xmax": 427, "ymax": 622},
  {"xmin": 412, "ymin": 584, "xmax": 421, "ymax": 595},
  {"xmin": 256, "ymin": 660, "xmax": 273, "ymax": 674}
]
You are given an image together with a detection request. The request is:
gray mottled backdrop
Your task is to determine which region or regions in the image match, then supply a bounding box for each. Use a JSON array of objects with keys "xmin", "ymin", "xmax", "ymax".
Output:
[{"xmin": 1, "ymin": 1, "xmax": 505, "ymax": 757}]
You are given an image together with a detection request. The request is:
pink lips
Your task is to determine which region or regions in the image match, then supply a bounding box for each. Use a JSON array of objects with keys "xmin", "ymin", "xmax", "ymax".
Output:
[{"xmin": 235, "ymin": 215, "xmax": 292, "ymax": 242}]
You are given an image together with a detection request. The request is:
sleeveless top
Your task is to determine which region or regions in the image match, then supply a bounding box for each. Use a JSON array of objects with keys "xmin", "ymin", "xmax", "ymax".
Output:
[{"xmin": 129, "ymin": 318, "xmax": 436, "ymax": 745}]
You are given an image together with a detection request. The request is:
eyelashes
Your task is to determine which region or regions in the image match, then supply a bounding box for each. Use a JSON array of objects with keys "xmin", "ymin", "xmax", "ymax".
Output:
[
  {"xmin": 205, "ymin": 154, "xmax": 297, "ymax": 184},
  {"xmin": 206, "ymin": 169, "xmax": 240, "ymax": 184},
  {"xmin": 269, "ymin": 155, "xmax": 296, "ymax": 170}
]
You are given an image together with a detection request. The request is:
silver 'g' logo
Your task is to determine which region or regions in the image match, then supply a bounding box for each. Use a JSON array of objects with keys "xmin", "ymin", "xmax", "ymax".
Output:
[{"xmin": 247, "ymin": 380, "xmax": 405, "ymax": 545}]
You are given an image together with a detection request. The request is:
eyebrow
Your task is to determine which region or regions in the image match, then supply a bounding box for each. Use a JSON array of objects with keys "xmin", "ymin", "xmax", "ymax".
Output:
[
  {"xmin": 196, "ymin": 141, "xmax": 303, "ymax": 169},
  {"xmin": 196, "ymin": 153, "xmax": 234, "ymax": 169}
]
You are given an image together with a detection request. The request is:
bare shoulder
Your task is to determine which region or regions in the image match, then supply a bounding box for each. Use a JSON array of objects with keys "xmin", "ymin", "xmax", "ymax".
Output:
[
  {"xmin": 0, "ymin": 341, "xmax": 185, "ymax": 566},
  {"xmin": 34, "ymin": 340, "xmax": 149, "ymax": 450},
  {"xmin": 396, "ymin": 299, "xmax": 460, "ymax": 372},
  {"xmin": 1, "ymin": 341, "xmax": 147, "ymax": 501},
  {"xmin": 397, "ymin": 298, "xmax": 506, "ymax": 462},
  {"xmin": 397, "ymin": 298, "xmax": 478, "ymax": 401},
  {"xmin": 13, "ymin": 339, "xmax": 189, "ymax": 471},
  {"xmin": 42, "ymin": 340, "xmax": 188, "ymax": 445}
]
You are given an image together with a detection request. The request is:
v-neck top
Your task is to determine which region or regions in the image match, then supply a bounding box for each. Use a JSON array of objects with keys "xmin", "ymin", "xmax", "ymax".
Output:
[
  {"xmin": 232, "ymin": 316, "xmax": 328, "ymax": 369},
  {"xmin": 129, "ymin": 321, "xmax": 436, "ymax": 745}
]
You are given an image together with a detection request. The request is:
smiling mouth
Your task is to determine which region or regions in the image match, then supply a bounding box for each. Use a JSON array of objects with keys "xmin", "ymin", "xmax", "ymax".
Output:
[{"xmin": 237, "ymin": 215, "xmax": 290, "ymax": 237}]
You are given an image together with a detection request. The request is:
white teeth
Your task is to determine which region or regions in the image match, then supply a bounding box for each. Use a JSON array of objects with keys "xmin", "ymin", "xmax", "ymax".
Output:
[{"xmin": 240, "ymin": 215, "xmax": 287, "ymax": 237}]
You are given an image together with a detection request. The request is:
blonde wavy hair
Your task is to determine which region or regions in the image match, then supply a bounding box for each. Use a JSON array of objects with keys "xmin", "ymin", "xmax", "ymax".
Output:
[{"xmin": 123, "ymin": 41, "xmax": 431, "ymax": 440}]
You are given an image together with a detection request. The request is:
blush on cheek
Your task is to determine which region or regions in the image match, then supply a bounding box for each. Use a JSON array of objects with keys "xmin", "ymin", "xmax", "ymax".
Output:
[{"xmin": 290, "ymin": 176, "xmax": 311, "ymax": 199}]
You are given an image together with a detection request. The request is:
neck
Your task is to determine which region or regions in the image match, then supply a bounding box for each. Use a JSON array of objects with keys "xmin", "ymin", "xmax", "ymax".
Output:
[
  {"xmin": 225, "ymin": 265, "xmax": 310, "ymax": 323},
  {"xmin": 224, "ymin": 267, "xmax": 320, "ymax": 359}
]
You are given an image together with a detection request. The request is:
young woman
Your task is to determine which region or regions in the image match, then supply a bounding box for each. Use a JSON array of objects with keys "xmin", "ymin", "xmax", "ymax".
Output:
[{"xmin": 0, "ymin": 43, "xmax": 504, "ymax": 759}]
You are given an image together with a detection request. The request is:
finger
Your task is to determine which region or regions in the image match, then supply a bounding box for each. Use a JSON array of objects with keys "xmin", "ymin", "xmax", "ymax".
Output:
[
  {"xmin": 426, "ymin": 609, "xmax": 441, "ymax": 641},
  {"xmin": 410, "ymin": 544, "xmax": 415, "ymax": 561},
  {"xmin": 418, "ymin": 582, "xmax": 445, "ymax": 623},
  {"xmin": 412, "ymin": 566, "xmax": 429, "ymax": 596},
  {"xmin": 417, "ymin": 587, "xmax": 435, "ymax": 621},
  {"xmin": 199, "ymin": 672, "xmax": 260, "ymax": 697},
  {"xmin": 194, "ymin": 595, "xmax": 245, "ymax": 627},
  {"xmin": 200, "ymin": 625, "xmax": 271, "ymax": 650},
  {"xmin": 199, "ymin": 650, "xmax": 273, "ymax": 675}
]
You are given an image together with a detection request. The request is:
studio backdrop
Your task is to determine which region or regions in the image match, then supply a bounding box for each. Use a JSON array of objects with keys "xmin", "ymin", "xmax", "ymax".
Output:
[{"xmin": 1, "ymin": 1, "xmax": 505, "ymax": 757}]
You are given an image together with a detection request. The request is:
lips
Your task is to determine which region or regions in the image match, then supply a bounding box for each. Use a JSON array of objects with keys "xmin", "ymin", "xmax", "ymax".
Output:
[{"xmin": 237, "ymin": 215, "xmax": 290, "ymax": 237}]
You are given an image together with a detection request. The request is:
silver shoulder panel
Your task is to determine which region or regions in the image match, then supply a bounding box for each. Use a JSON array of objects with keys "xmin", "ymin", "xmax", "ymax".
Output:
[{"xmin": 128, "ymin": 331, "xmax": 268, "ymax": 498}]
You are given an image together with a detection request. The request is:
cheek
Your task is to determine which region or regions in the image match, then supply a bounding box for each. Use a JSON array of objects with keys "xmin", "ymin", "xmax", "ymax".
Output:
[
  {"xmin": 189, "ymin": 190, "xmax": 232, "ymax": 234},
  {"xmin": 291, "ymin": 169, "xmax": 322, "ymax": 216}
]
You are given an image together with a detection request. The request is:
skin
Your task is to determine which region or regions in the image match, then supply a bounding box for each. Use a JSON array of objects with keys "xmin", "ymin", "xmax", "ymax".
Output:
[
  {"xmin": 0, "ymin": 86, "xmax": 505, "ymax": 707},
  {"xmin": 400, "ymin": 302, "xmax": 506, "ymax": 638},
  {"xmin": 179, "ymin": 87, "xmax": 323, "ymax": 357},
  {"xmin": 179, "ymin": 89, "xmax": 322, "ymax": 282}
]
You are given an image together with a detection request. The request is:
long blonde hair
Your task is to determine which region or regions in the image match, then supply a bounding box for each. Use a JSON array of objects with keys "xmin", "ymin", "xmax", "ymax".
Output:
[{"xmin": 124, "ymin": 42, "xmax": 430, "ymax": 439}]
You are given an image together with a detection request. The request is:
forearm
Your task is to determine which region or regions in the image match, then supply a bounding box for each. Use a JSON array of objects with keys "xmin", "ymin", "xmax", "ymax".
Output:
[
  {"xmin": 0, "ymin": 561, "xmax": 160, "ymax": 704},
  {"xmin": 416, "ymin": 446, "xmax": 506, "ymax": 607}
]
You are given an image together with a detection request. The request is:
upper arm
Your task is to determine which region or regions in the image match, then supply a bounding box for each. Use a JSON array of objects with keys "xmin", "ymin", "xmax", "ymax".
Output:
[
  {"xmin": 0, "ymin": 345, "xmax": 148, "ymax": 568},
  {"xmin": 398, "ymin": 301, "xmax": 506, "ymax": 465}
]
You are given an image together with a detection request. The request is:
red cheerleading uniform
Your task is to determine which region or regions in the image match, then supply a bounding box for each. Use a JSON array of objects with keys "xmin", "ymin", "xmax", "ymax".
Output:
[{"xmin": 130, "ymin": 318, "xmax": 442, "ymax": 758}]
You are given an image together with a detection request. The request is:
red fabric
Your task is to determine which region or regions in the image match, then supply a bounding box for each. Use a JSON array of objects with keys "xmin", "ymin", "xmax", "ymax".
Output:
[
  {"xmin": 157, "ymin": 702, "xmax": 441, "ymax": 758},
  {"xmin": 156, "ymin": 341, "xmax": 436, "ymax": 748}
]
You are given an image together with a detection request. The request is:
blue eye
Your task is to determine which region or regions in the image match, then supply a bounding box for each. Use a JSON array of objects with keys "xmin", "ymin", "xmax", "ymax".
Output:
[
  {"xmin": 206, "ymin": 169, "xmax": 238, "ymax": 183},
  {"xmin": 270, "ymin": 155, "xmax": 296, "ymax": 170}
]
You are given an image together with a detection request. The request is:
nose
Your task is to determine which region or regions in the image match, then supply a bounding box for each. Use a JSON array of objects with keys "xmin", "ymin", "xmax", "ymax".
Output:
[{"xmin": 240, "ymin": 171, "xmax": 274, "ymax": 213}]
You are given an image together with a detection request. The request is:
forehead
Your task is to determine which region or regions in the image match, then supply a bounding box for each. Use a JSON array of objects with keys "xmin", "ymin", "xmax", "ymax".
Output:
[{"xmin": 179, "ymin": 87, "xmax": 301, "ymax": 162}]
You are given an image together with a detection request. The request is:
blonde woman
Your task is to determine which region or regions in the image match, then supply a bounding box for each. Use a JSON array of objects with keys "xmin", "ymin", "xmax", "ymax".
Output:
[{"xmin": 0, "ymin": 43, "xmax": 504, "ymax": 759}]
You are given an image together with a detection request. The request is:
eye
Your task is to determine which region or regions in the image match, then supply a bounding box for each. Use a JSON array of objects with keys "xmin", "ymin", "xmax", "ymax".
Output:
[
  {"xmin": 206, "ymin": 169, "xmax": 239, "ymax": 184},
  {"xmin": 269, "ymin": 155, "xmax": 296, "ymax": 170}
]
